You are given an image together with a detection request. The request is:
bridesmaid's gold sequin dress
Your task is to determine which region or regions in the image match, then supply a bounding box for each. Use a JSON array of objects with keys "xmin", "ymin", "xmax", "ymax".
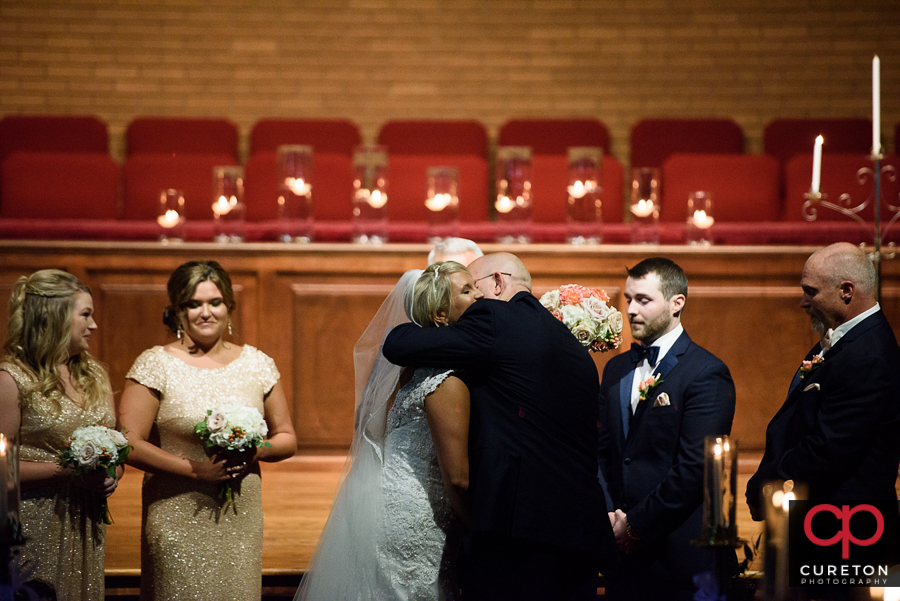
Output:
[
  {"xmin": 126, "ymin": 345, "xmax": 279, "ymax": 601},
  {"xmin": 0, "ymin": 360, "xmax": 114, "ymax": 601}
]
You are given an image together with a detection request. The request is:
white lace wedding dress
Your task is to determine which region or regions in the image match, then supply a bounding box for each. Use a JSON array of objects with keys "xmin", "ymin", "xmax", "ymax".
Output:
[
  {"xmin": 379, "ymin": 367, "xmax": 461, "ymax": 600},
  {"xmin": 294, "ymin": 269, "xmax": 462, "ymax": 601}
]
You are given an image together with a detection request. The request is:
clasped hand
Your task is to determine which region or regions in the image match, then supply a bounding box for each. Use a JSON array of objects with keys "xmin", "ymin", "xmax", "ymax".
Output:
[
  {"xmin": 192, "ymin": 448, "xmax": 258, "ymax": 482},
  {"xmin": 608, "ymin": 508, "xmax": 641, "ymax": 554}
]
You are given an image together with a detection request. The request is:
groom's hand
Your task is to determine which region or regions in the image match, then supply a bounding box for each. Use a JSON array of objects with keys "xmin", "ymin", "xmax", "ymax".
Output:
[{"xmin": 612, "ymin": 509, "xmax": 627, "ymax": 549}]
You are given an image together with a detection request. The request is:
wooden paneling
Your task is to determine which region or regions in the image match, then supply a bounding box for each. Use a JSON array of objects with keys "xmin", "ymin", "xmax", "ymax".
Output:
[{"xmin": 2, "ymin": 241, "xmax": 899, "ymax": 452}]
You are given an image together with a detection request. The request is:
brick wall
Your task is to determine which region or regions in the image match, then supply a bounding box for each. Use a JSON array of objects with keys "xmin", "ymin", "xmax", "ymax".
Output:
[{"xmin": 1, "ymin": 0, "xmax": 898, "ymax": 165}]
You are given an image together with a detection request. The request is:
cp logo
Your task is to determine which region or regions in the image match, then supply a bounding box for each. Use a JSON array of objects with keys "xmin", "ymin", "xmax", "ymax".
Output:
[{"xmin": 803, "ymin": 504, "xmax": 884, "ymax": 559}]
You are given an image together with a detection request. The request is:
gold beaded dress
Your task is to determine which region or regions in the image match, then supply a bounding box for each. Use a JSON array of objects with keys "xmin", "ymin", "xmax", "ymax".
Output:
[
  {"xmin": 0, "ymin": 359, "xmax": 114, "ymax": 601},
  {"xmin": 126, "ymin": 345, "xmax": 279, "ymax": 601}
]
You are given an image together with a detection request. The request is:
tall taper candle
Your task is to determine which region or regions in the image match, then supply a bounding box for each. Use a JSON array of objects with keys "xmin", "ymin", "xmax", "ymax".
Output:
[
  {"xmin": 812, "ymin": 135, "xmax": 823, "ymax": 194},
  {"xmin": 873, "ymin": 55, "xmax": 881, "ymax": 155}
]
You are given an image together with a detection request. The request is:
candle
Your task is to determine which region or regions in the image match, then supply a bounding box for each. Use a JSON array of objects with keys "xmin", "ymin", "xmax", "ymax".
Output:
[
  {"xmin": 568, "ymin": 181, "xmax": 586, "ymax": 199},
  {"xmin": 811, "ymin": 135, "xmax": 823, "ymax": 194},
  {"xmin": 692, "ymin": 210, "xmax": 715, "ymax": 229},
  {"xmin": 494, "ymin": 195, "xmax": 515, "ymax": 214},
  {"xmin": 367, "ymin": 189, "xmax": 387, "ymax": 209},
  {"xmin": 156, "ymin": 209, "xmax": 181, "ymax": 229},
  {"xmin": 0, "ymin": 434, "xmax": 7, "ymax": 538},
  {"xmin": 873, "ymin": 55, "xmax": 881, "ymax": 155},
  {"xmin": 286, "ymin": 177, "xmax": 312, "ymax": 197},
  {"xmin": 425, "ymin": 192, "xmax": 453, "ymax": 212},
  {"xmin": 630, "ymin": 199, "xmax": 655, "ymax": 218},
  {"xmin": 212, "ymin": 195, "xmax": 232, "ymax": 216}
]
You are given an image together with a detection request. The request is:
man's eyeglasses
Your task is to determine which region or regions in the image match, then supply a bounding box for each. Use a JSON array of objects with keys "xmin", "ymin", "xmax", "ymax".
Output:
[{"xmin": 474, "ymin": 272, "xmax": 511, "ymax": 284}]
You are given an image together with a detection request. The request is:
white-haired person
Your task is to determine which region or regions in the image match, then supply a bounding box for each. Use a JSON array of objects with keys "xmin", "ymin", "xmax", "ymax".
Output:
[
  {"xmin": 295, "ymin": 262, "xmax": 483, "ymax": 601},
  {"xmin": 0, "ymin": 269, "xmax": 121, "ymax": 600},
  {"xmin": 427, "ymin": 237, "xmax": 483, "ymax": 266}
]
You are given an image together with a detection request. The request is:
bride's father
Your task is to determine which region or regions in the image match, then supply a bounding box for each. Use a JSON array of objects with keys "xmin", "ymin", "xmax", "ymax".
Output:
[{"xmin": 384, "ymin": 252, "xmax": 618, "ymax": 601}]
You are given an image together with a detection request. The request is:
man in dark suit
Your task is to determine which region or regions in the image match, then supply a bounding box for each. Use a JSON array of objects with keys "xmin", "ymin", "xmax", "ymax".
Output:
[
  {"xmin": 598, "ymin": 257, "xmax": 736, "ymax": 601},
  {"xmin": 383, "ymin": 252, "xmax": 618, "ymax": 601},
  {"xmin": 747, "ymin": 242, "xmax": 900, "ymax": 515}
]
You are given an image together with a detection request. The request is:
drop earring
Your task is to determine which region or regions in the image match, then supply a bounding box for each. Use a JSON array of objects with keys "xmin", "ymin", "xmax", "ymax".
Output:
[
  {"xmin": 176, "ymin": 327, "xmax": 182, "ymax": 339},
  {"xmin": 228, "ymin": 320, "xmax": 233, "ymax": 336}
]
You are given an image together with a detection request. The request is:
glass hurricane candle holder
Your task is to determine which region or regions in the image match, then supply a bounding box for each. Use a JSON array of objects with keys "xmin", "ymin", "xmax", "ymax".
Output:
[
  {"xmin": 425, "ymin": 166, "xmax": 460, "ymax": 243},
  {"xmin": 212, "ymin": 166, "xmax": 245, "ymax": 243},
  {"xmin": 700, "ymin": 435, "xmax": 738, "ymax": 545},
  {"xmin": 630, "ymin": 167, "xmax": 660, "ymax": 244},
  {"xmin": 351, "ymin": 145, "xmax": 389, "ymax": 244},
  {"xmin": 687, "ymin": 191, "xmax": 714, "ymax": 246},
  {"xmin": 277, "ymin": 145, "xmax": 314, "ymax": 243},
  {"xmin": 156, "ymin": 188, "xmax": 186, "ymax": 243},
  {"xmin": 762, "ymin": 480, "xmax": 805, "ymax": 601},
  {"xmin": 566, "ymin": 147, "xmax": 603, "ymax": 245},
  {"xmin": 495, "ymin": 146, "xmax": 533, "ymax": 244}
]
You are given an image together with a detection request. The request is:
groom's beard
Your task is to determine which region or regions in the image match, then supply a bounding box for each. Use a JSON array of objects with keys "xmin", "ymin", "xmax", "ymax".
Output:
[{"xmin": 630, "ymin": 311, "xmax": 671, "ymax": 344}]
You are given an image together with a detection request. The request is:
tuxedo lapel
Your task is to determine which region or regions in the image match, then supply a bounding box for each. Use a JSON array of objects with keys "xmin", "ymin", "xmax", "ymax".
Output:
[
  {"xmin": 630, "ymin": 331, "xmax": 691, "ymax": 432},
  {"xmin": 619, "ymin": 366, "xmax": 633, "ymax": 439}
]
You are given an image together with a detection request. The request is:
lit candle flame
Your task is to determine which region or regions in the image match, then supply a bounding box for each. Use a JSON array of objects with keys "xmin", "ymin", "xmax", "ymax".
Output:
[
  {"xmin": 630, "ymin": 199, "xmax": 655, "ymax": 218},
  {"xmin": 212, "ymin": 195, "xmax": 232, "ymax": 216},
  {"xmin": 692, "ymin": 210, "xmax": 715, "ymax": 229},
  {"xmin": 425, "ymin": 192, "xmax": 454, "ymax": 212},
  {"xmin": 495, "ymin": 195, "xmax": 515, "ymax": 214},
  {"xmin": 286, "ymin": 177, "xmax": 312, "ymax": 196},
  {"xmin": 367, "ymin": 189, "xmax": 387, "ymax": 209},
  {"xmin": 156, "ymin": 209, "xmax": 181, "ymax": 228}
]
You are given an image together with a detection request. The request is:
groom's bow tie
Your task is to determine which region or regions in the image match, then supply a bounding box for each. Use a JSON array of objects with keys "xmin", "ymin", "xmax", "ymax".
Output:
[{"xmin": 630, "ymin": 343, "xmax": 659, "ymax": 366}]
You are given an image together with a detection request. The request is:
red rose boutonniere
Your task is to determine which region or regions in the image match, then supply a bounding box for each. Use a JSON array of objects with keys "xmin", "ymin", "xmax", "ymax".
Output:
[{"xmin": 799, "ymin": 354, "xmax": 824, "ymax": 379}]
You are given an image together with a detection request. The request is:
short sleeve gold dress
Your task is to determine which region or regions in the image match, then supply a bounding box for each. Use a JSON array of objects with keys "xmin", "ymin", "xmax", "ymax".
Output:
[
  {"xmin": 126, "ymin": 345, "xmax": 280, "ymax": 601},
  {"xmin": 0, "ymin": 359, "xmax": 115, "ymax": 601}
]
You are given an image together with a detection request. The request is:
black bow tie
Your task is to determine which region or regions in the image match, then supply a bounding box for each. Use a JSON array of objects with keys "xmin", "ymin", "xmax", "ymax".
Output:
[{"xmin": 630, "ymin": 343, "xmax": 659, "ymax": 366}]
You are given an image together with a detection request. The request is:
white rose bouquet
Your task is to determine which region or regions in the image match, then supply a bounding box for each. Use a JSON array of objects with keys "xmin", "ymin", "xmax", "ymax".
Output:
[
  {"xmin": 194, "ymin": 405, "xmax": 271, "ymax": 500},
  {"xmin": 540, "ymin": 284, "xmax": 624, "ymax": 352},
  {"xmin": 57, "ymin": 424, "xmax": 131, "ymax": 524}
]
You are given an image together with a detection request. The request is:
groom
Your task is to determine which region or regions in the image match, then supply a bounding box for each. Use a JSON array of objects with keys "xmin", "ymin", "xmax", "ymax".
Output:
[
  {"xmin": 597, "ymin": 257, "xmax": 735, "ymax": 601},
  {"xmin": 383, "ymin": 252, "xmax": 618, "ymax": 601}
]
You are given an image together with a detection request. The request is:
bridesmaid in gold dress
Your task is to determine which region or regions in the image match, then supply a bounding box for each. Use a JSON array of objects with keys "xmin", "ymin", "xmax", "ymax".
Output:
[
  {"xmin": 0, "ymin": 269, "xmax": 121, "ymax": 601},
  {"xmin": 117, "ymin": 260, "xmax": 297, "ymax": 601}
]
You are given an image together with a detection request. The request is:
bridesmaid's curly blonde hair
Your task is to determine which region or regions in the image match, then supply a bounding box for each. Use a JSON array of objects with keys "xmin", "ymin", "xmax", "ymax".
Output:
[{"xmin": 3, "ymin": 269, "xmax": 111, "ymax": 409}]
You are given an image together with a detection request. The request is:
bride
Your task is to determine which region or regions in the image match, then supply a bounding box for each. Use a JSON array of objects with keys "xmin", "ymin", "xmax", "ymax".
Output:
[{"xmin": 295, "ymin": 262, "xmax": 483, "ymax": 601}]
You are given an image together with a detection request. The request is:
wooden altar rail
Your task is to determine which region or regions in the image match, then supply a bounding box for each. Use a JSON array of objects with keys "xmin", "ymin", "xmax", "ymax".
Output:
[{"xmin": 2, "ymin": 241, "xmax": 900, "ymax": 452}]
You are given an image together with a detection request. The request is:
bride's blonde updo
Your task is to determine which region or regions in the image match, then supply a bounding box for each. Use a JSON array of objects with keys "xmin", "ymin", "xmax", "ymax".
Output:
[
  {"xmin": 3, "ymin": 269, "xmax": 111, "ymax": 409},
  {"xmin": 406, "ymin": 261, "xmax": 471, "ymax": 328}
]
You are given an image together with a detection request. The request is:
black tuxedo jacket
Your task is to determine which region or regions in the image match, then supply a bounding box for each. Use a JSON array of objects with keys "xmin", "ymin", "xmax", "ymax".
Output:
[
  {"xmin": 598, "ymin": 330, "xmax": 735, "ymax": 596},
  {"xmin": 747, "ymin": 310, "xmax": 900, "ymax": 509},
  {"xmin": 383, "ymin": 292, "xmax": 618, "ymax": 564}
]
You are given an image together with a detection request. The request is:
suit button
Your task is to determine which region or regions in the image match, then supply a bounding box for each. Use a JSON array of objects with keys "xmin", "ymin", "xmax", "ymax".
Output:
[{"xmin": 624, "ymin": 458, "xmax": 631, "ymax": 465}]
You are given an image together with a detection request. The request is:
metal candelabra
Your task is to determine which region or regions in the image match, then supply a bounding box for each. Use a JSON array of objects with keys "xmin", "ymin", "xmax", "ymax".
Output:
[{"xmin": 802, "ymin": 152, "xmax": 898, "ymax": 300}]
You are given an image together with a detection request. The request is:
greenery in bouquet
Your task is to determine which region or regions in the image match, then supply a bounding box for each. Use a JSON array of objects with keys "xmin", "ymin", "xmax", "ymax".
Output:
[
  {"xmin": 57, "ymin": 424, "xmax": 131, "ymax": 524},
  {"xmin": 540, "ymin": 284, "xmax": 624, "ymax": 352},
  {"xmin": 194, "ymin": 405, "xmax": 271, "ymax": 500}
]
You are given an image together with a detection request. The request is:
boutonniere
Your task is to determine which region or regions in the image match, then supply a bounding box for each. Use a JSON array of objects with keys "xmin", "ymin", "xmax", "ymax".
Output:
[
  {"xmin": 638, "ymin": 373, "xmax": 663, "ymax": 402},
  {"xmin": 799, "ymin": 354, "xmax": 824, "ymax": 379}
]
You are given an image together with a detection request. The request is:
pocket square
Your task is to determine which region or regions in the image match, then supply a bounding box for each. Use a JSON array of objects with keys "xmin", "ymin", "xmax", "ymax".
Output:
[
  {"xmin": 803, "ymin": 382, "xmax": 821, "ymax": 392},
  {"xmin": 653, "ymin": 392, "xmax": 670, "ymax": 407}
]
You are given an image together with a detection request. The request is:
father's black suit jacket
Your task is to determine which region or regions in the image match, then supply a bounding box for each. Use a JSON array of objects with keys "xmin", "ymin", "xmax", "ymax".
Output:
[
  {"xmin": 747, "ymin": 310, "xmax": 900, "ymax": 508},
  {"xmin": 383, "ymin": 292, "xmax": 618, "ymax": 565},
  {"xmin": 598, "ymin": 330, "xmax": 735, "ymax": 599}
]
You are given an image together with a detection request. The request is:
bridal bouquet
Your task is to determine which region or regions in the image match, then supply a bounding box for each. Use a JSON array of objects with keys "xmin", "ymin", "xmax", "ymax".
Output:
[
  {"xmin": 540, "ymin": 284, "xmax": 624, "ymax": 352},
  {"xmin": 57, "ymin": 424, "xmax": 131, "ymax": 524},
  {"xmin": 194, "ymin": 405, "xmax": 271, "ymax": 500}
]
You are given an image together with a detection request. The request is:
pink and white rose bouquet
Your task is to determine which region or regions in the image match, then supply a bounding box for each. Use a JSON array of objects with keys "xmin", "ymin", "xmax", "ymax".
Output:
[
  {"xmin": 57, "ymin": 424, "xmax": 131, "ymax": 524},
  {"xmin": 540, "ymin": 284, "xmax": 624, "ymax": 352},
  {"xmin": 194, "ymin": 405, "xmax": 271, "ymax": 500}
]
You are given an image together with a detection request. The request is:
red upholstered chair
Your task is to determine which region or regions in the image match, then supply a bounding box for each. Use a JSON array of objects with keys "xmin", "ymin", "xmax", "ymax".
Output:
[
  {"xmin": 0, "ymin": 115, "xmax": 109, "ymax": 166},
  {"xmin": 630, "ymin": 119, "xmax": 744, "ymax": 170},
  {"xmin": 122, "ymin": 154, "xmax": 238, "ymax": 221},
  {"xmin": 783, "ymin": 153, "xmax": 900, "ymax": 223},
  {"xmin": 0, "ymin": 151, "xmax": 118, "ymax": 219},
  {"xmin": 660, "ymin": 154, "xmax": 781, "ymax": 223},
  {"xmin": 126, "ymin": 117, "xmax": 239, "ymax": 161},
  {"xmin": 498, "ymin": 119, "xmax": 623, "ymax": 224},
  {"xmin": 764, "ymin": 118, "xmax": 872, "ymax": 169},
  {"xmin": 377, "ymin": 120, "xmax": 489, "ymax": 222},
  {"xmin": 243, "ymin": 119, "xmax": 361, "ymax": 222},
  {"xmin": 248, "ymin": 119, "xmax": 361, "ymax": 155}
]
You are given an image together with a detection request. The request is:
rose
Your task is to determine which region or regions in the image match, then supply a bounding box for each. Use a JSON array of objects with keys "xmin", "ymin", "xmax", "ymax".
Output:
[
  {"xmin": 77, "ymin": 441, "xmax": 100, "ymax": 468},
  {"xmin": 582, "ymin": 296, "xmax": 611, "ymax": 321},
  {"xmin": 801, "ymin": 360, "xmax": 812, "ymax": 371},
  {"xmin": 570, "ymin": 317, "xmax": 599, "ymax": 346},
  {"xmin": 206, "ymin": 410, "xmax": 227, "ymax": 432},
  {"xmin": 109, "ymin": 430, "xmax": 128, "ymax": 447},
  {"xmin": 607, "ymin": 311, "xmax": 624, "ymax": 337},
  {"xmin": 558, "ymin": 304, "xmax": 585, "ymax": 329},
  {"xmin": 559, "ymin": 285, "xmax": 585, "ymax": 306},
  {"xmin": 539, "ymin": 289, "xmax": 561, "ymax": 312},
  {"xmin": 587, "ymin": 288, "xmax": 610, "ymax": 302}
]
